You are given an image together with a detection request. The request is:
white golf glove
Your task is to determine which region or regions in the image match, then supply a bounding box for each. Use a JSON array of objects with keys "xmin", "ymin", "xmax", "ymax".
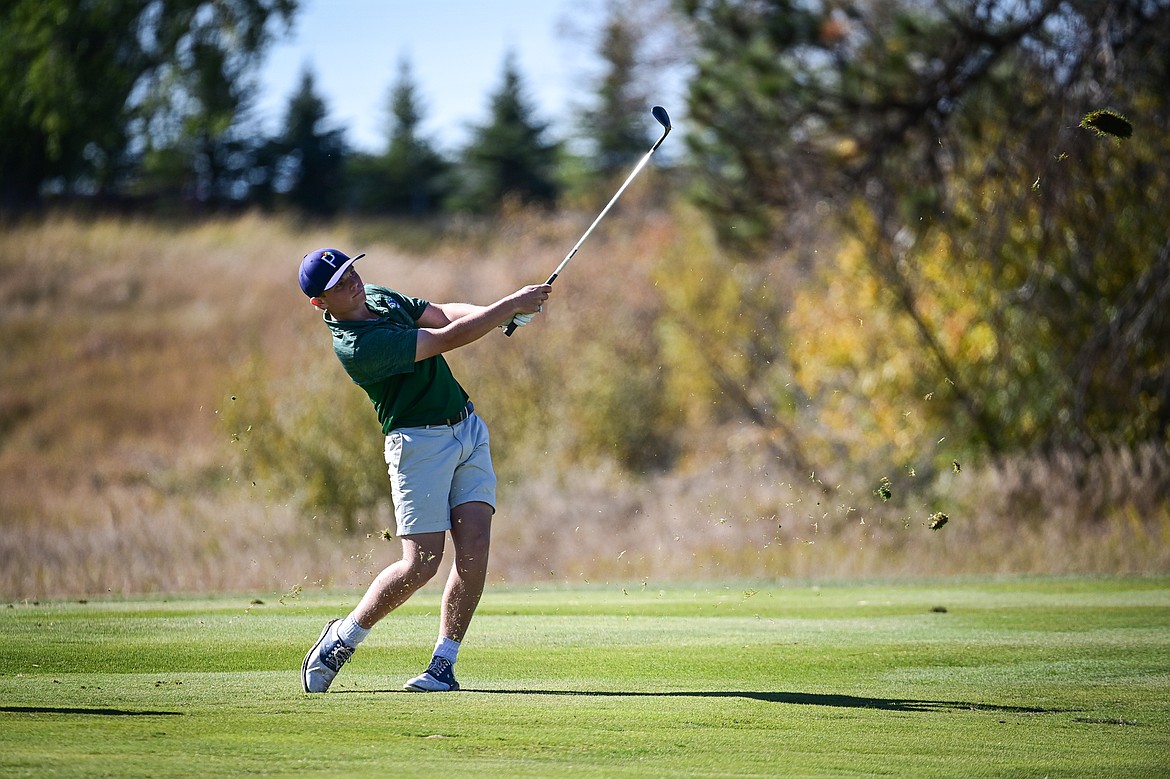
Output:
[{"xmin": 507, "ymin": 312, "xmax": 536, "ymax": 328}]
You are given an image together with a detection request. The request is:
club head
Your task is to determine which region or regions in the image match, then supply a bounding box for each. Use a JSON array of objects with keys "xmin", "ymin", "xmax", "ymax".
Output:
[{"xmin": 651, "ymin": 105, "xmax": 671, "ymax": 131}]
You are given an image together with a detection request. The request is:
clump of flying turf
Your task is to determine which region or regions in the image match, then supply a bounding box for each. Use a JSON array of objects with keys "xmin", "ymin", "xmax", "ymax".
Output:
[
  {"xmin": 875, "ymin": 477, "xmax": 892, "ymax": 501},
  {"xmin": 1080, "ymin": 109, "xmax": 1132, "ymax": 139},
  {"xmin": 928, "ymin": 512, "xmax": 949, "ymax": 530}
]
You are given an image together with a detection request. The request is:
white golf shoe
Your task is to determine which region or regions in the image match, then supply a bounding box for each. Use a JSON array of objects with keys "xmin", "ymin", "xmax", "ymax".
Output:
[
  {"xmin": 301, "ymin": 619, "xmax": 355, "ymax": 693},
  {"xmin": 404, "ymin": 656, "xmax": 460, "ymax": 692}
]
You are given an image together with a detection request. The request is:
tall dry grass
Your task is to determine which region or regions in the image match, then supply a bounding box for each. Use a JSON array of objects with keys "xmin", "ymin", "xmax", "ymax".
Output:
[{"xmin": 1, "ymin": 209, "xmax": 1167, "ymax": 600}]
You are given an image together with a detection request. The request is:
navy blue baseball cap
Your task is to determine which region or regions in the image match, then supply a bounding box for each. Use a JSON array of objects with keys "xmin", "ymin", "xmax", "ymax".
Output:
[{"xmin": 299, "ymin": 248, "xmax": 366, "ymax": 297}]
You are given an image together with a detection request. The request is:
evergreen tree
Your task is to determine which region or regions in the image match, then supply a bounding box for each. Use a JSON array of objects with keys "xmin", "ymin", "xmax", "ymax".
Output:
[
  {"xmin": 278, "ymin": 68, "xmax": 346, "ymax": 216},
  {"xmin": 454, "ymin": 51, "xmax": 560, "ymax": 213},
  {"xmin": 584, "ymin": 1, "xmax": 654, "ymax": 178},
  {"xmin": 380, "ymin": 58, "xmax": 449, "ymax": 214},
  {"xmin": 346, "ymin": 58, "xmax": 449, "ymax": 215}
]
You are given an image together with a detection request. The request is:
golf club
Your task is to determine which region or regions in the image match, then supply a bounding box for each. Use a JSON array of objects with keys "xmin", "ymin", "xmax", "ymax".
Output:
[{"xmin": 505, "ymin": 105, "xmax": 672, "ymax": 336}]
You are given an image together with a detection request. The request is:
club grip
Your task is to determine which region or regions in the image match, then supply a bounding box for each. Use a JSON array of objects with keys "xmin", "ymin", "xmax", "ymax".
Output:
[{"xmin": 503, "ymin": 272, "xmax": 557, "ymax": 337}]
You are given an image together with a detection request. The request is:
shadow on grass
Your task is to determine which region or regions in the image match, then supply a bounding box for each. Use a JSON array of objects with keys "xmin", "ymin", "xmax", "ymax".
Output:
[
  {"xmin": 0, "ymin": 706, "xmax": 182, "ymax": 717},
  {"xmin": 472, "ymin": 690, "xmax": 1068, "ymax": 714},
  {"xmin": 342, "ymin": 689, "xmax": 1066, "ymax": 714}
]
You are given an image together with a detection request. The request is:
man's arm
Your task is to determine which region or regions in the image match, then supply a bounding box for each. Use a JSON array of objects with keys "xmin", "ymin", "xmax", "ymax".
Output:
[
  {"xmin": 415, "ymin": 302, "xmax": 483, "ymax": 328},
  {"xmin": 414, "ymin": 284, "xmax": 550, "ymax": 361}
]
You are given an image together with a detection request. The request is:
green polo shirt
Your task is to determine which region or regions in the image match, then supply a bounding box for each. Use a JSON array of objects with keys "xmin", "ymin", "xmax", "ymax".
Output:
[{"xmin": 325, "ymin": 285, "xmax": 469, "ymax": 433}]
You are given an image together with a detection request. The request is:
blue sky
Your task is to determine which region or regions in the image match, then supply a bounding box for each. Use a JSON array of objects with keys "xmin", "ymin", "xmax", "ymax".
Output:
[{"xmin": 256, "ymin": 0, "xmax": 604, "ymax": 154}]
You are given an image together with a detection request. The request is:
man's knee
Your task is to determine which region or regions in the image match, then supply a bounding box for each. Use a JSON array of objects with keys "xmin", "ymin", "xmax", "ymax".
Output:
[
  {"xmin": 401, "ymin": 543, "xmax": 444, "ymax": 582},
  {"xmin": 452, "ymin": 515, "xmax": 491, "ymax": 564},
  {"xmin": 458, "ymin": 522, "xmax": 491, "ymax": 550}
]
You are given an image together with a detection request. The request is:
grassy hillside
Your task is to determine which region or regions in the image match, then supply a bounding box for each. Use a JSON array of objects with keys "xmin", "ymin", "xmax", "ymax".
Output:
[{"xmin": 1, "ymin": 212, "xmax": 1167, "ymax": 599}]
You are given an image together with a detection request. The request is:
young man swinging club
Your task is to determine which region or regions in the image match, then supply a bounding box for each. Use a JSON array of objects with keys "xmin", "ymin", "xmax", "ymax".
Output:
[{"xmin": 298, "ymin": 248, "xmax": 551, "ymax": 693}]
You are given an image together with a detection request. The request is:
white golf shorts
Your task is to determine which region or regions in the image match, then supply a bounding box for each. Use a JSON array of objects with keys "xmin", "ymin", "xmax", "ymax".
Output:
[{"xmin": 384, "ymin": 412, "xmax": 497, "ymax": 537}]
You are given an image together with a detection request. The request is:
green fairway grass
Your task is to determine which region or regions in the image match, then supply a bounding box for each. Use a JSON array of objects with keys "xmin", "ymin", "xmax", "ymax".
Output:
[{"xmin": 2, "ymin": 577, "xmax": 1168, "ymax": 778}]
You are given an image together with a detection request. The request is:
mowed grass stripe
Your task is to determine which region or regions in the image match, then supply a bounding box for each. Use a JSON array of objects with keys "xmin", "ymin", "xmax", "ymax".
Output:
[{"xmin": 2, "ymin": 577, "xmax": 1168, "ymax": 778}]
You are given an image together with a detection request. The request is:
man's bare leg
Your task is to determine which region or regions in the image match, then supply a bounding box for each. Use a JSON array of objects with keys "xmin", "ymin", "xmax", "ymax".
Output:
[
  {"xmin": 302, "ymin": 532, "xmax": 445, "ymax": 693},
  {"xmin": 401, "ymin": 502, "xmax": 492, "ymax": 692},
  {"xmin": 441, "ymin": 501, "xmax": 493, "ymax": 642},
  {"xmin": 352, "ymin": 531, "xmax": 446, "ymax": 628}
]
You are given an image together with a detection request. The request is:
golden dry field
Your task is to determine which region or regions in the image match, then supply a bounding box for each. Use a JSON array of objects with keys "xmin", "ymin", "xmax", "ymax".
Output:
[{"xmin": 2, "ymin": 208, "xmax": 1167, "ymax": 599}]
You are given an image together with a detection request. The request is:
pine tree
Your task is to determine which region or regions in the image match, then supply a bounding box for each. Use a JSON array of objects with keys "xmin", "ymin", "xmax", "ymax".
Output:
[
  {"xmin": 278, "ymin": 68, "xmax": 346, "ymax": 216},
  {"xmin": 382, "ymin": 58, "xmax": 449, "ymax": 214},
  {"xmin": 585, "ymin": 2, "xmax": 653, "ymax": 178},
  {"xmin": 454, "ymin": 51, "xmax": 560, "ymax": 213}
]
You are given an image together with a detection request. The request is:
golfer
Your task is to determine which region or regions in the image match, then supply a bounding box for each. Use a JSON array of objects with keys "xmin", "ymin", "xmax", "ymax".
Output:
[{"xmin": 297, "ymin": 248, "xmax": 550, "ymax": 693}]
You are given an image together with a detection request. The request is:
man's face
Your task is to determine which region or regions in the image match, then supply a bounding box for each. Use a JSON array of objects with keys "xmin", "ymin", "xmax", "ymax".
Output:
[{"xmin": 312, "ymin": 266, "xmax": 366, "ymax": 317}]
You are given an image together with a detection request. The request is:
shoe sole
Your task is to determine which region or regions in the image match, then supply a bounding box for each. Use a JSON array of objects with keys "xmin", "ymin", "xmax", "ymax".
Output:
[
  {"xmin": 301, "ymin": 618, "xmax": 340, "ymax": 693},
  {"xmin": 404, "ymin": 675, "xmax": 460, "ymax": 693}
]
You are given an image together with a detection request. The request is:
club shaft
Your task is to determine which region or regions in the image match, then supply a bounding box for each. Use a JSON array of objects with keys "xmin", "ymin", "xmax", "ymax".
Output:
[
  {"xmin": 505, "ymin": 115, "xmax": 670, "ymax": 336},
  {"xmin": 547, "ymin": 147, "xmax": 658, "ymax": 281}
]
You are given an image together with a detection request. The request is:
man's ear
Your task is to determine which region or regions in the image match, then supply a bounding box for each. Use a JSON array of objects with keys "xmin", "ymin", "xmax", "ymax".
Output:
[{"xmin": 309, "ymin": 296, "xmax": 328, "ymax": 312}]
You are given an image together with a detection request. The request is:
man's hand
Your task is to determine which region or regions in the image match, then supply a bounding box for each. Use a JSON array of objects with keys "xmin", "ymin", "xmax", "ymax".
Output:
[
  {"xmin": 502, "ymin": 284, "xmax": 551, "ymax": 335},
  {"xmin": 509, "ymin": 284, "xmax": 551, "ymax": 315}
]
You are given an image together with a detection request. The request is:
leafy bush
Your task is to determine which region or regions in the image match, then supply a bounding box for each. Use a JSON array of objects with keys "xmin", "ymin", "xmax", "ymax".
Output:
[{"xmin": 223, "ymin": 357, "xmax": 390, "ymax": 535}]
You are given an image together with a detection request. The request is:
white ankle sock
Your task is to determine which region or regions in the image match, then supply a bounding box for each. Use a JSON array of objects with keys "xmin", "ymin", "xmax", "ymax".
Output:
[
  {"xmin": 433, "ymin": 635, "xmax": 460, "ymax": 664},
  {"xmin": 337, "ymin": 615, "xmax": 371, "ymax": 647}
]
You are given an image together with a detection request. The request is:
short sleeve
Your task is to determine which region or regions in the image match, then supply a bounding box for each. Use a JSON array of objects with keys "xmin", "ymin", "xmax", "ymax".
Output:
[{"xmin": 342, "ymin": 327, "xmax": 418, "ymax": 384}]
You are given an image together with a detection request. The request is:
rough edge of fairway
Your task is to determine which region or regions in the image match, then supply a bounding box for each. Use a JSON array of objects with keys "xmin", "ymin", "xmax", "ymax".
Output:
[{"xmin": 7, "ymin": 570, "xmax": 1169, "ymax": 608}]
